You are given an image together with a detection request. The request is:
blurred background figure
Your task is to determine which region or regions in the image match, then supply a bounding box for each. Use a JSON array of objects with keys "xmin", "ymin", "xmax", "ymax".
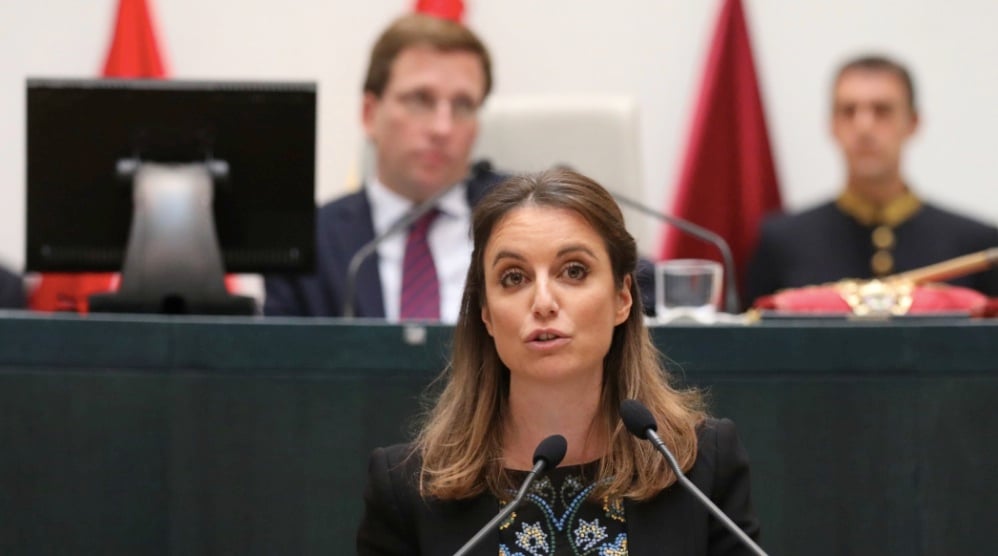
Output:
[
  {"xmin": 0, "ymin": 265, "xmax": 25, "ymax": 309},
  {"xmin": 747, "ymin": 54, "xmax": 998, "ymax": 306},
  {"xmin": 263, "ymin": 13, "xmax": 504, "ymax": 321}
]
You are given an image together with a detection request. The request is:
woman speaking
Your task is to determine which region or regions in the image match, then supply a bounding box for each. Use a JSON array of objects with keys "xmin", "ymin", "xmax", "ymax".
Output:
[{"xmin": 357, "ymin": 169, "xmax": 761, "ymax": 555}]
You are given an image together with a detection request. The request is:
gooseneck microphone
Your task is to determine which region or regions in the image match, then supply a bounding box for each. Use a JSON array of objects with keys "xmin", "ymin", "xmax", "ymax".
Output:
[
  {"xmin": 342, "ymin": 161, "xmax": 493, "ymax": 318},
  {"xmin": 619, "ymin": 399, "xmax": 767, "ymax": 556},
  {"xmin": 452, "ymin": 434, "xmax": 568, "ymax": 556},
  {"xmin": 610, "ymin": 192, "xmax": 741, "ymax": 314}
]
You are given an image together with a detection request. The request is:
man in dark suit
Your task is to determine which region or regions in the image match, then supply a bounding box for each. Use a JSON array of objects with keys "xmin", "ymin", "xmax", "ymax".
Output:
[
  {"xmin": 264, "ymin": 14, "xmax": 503, "ymax": 320},
  {"xmin": 747, "ymin": 55, "xmax": 998, "ymax": 305}
]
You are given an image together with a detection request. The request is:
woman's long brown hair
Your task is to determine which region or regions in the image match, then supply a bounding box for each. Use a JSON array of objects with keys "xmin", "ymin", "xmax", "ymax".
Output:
[{"xmin": 414, "ymin": 168, "xmax": 705, "ymax": 501}]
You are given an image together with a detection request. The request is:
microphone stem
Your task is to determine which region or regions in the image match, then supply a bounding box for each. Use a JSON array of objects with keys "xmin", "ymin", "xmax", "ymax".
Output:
[
  {"xmin": 452, "ymin": 464, "xmax": 543, "ymax": 556},
  {"xmin": 612, "ymin": 192, "xmax": 741, "ymax": 313},
  {"xmin": 647, "ymin": 430, "xmax": 767, "ymax": 556}
]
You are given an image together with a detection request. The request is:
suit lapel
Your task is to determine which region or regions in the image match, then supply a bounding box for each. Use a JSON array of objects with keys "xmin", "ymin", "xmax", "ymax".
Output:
[
  {"xmin": 625, "ymin": 485, "xmax": 692, "ymax": 556},
  {"xmin": 426, "ymin": 493, "xmax": 500, "ymax": 556},
  {"xmin": 336, "ymin": 190, "xmax": 385, "ymax": 318}
]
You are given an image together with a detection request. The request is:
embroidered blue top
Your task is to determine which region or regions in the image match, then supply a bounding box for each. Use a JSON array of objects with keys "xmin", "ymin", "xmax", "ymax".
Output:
[
  {"xmin": 357, "ymin": 419, "xmax": 760, "ymax": 555},
  {"xmin": 498, "ymin": 462, "xmax": 627, "ymax": 556}
]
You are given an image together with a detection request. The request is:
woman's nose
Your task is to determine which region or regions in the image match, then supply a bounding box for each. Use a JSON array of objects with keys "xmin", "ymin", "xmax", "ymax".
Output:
[{"xmin": 531, "ymin": 277, "xmax": 559, "ymax": 318}]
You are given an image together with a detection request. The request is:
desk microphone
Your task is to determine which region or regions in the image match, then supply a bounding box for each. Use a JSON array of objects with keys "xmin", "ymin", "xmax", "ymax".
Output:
[
  {"xmin": 342, "ymin": 161, "xmax": 493, "ymax": 318},
  {"xmin": 619, "ymin": 399, "xmax": 767, "ymax": 556},
  {"xmin": 452, "ymin": 434, "xmax": 567, "ymax": 556},
  {"xmin": 610, "ymin": 192, "xmax": 741, "ymax": 313}
]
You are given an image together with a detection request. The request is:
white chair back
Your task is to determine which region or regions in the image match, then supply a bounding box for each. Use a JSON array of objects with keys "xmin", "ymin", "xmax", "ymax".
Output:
[{"xmin": 472, "ymin": 94, "xmax": 651, "ymax": 254}]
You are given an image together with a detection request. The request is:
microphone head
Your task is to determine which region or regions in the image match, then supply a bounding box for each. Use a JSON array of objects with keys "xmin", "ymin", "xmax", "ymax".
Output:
[
  {"xmin": 533, "ymin": 434, "xmax": 568, "ymax": 469},
  {"xmin": 620, "ymin": 399, "xmax": 658, "ymax": 440},
  {"xmin": 470, "ymin": 159, "xmax": 493, "ymax": 177}
]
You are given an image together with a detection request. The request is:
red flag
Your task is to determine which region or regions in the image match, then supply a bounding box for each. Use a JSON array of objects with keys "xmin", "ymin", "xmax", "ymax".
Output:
[
  {"xmin": 30, "ymin": 0, "xmax": 167, "ymax": 313},
  {"xmin": 414, "ymin": 0, "xmax": 465, "ymax": 22},
  {"xmin": 102, "ymin": 0, "xmax": 167, "ymax": 78},
  {"xmin": 660, "ymin": 0, "xmax": 781, "ymax": 299}
]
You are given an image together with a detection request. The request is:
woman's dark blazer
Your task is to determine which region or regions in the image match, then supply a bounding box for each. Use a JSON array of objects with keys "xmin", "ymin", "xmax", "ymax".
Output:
[{"xmin": 357, "ymin": 418, "xmax": 761, "ymax": 555}]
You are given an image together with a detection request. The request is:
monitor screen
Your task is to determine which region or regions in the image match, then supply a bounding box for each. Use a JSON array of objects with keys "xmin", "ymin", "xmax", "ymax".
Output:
[{"xmin": 26, "ymin": 78, "xmax": 316, "ymax": 275}]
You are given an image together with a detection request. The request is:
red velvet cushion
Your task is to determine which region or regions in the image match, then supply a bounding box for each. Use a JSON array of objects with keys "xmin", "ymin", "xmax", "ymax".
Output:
[{"xmin": 754, "ymin": 283, "xmax": 991, "ymax": 315}]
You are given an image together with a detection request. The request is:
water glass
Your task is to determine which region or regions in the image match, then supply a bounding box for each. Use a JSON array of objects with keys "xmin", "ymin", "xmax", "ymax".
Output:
[{"xmin": 654, "ymin": 259, "xmax": 722, "ymax": 324}]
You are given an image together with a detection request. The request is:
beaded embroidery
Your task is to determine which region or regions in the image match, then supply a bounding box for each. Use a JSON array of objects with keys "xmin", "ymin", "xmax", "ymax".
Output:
[{"xmin": 497, "ymin": 464, "xmax": 627, "ymax": 555}]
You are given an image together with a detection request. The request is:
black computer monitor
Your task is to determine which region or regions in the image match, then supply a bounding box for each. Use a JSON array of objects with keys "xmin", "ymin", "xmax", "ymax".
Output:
[{"xmin": 26, "ymin": 78, "xmax": 316, "ymax": 314}]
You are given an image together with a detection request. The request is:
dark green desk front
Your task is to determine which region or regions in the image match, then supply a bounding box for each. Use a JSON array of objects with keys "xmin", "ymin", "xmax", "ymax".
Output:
[{"xmin": 1, "ymin": 312, "xmax": 995, "ymax": 555}]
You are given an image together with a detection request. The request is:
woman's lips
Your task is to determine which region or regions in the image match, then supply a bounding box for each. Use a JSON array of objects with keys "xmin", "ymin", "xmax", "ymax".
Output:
[{"xmin": 525, "ymin": 330, "xmax": 570, "ymax": 351}]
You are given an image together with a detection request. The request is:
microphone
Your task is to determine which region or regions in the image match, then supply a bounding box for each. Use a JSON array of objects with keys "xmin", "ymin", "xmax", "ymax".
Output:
[
  {"xmin": 610, "ymin": 192, "xmax": 741, "ymax": 314},
  {"xmin": 342, "ymin": 161, "xmax": 493, "ymax": 318},
  {"xmin": 452, "ymin": 434, "xmax": 568, "ymax": 556},
  {"xmin": 619, "ymin": 399, "xmax": 767, "ymax": 556}
]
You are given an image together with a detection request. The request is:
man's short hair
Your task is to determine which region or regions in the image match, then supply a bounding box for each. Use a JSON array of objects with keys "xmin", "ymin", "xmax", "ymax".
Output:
[
  {"xmin": 363, "ymin": 14, "xmax": 493, "ymax": 99},
  {"xmin": 833, "ymin": 54, "xmax": 917, "ymax": 113}
]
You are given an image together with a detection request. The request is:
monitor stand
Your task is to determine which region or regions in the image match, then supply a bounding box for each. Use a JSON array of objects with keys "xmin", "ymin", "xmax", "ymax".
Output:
[{"xmin": 89, "ymin": 161, "xmax": 255, "ymax": 315}]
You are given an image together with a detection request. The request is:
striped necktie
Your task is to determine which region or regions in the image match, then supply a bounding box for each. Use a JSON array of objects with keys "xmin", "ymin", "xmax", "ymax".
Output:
[{"xmin": 399, "ymin": 209, "xmax": 440, "ymax": 320}]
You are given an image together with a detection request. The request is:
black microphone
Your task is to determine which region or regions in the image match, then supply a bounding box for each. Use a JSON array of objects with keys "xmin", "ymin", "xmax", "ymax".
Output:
[
  {"xmin": 610, "ymin": 192, "xmax": 741, "ymax": 314},
  {"xmin": 452, "ymin": 434, "xmax": 568, "ymax": 556},
  {"xmin": 620, "ymin": 399, "xmax": 767, "ymax": 556},
  {"xmin": 342, "ymin": 161, "xmax": 493, "ymax": 318}
]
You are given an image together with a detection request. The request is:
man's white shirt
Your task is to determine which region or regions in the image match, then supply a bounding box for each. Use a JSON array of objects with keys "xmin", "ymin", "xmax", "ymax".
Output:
[{"xmin": 367, "ymin": 178, "xmax": 473, "ymax": 324}]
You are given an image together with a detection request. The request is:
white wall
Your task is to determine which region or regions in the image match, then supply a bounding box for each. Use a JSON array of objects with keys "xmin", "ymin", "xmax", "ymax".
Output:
[{"xmin": 1, "ymin": 0, "xmax": 996, "ymax": 270}]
